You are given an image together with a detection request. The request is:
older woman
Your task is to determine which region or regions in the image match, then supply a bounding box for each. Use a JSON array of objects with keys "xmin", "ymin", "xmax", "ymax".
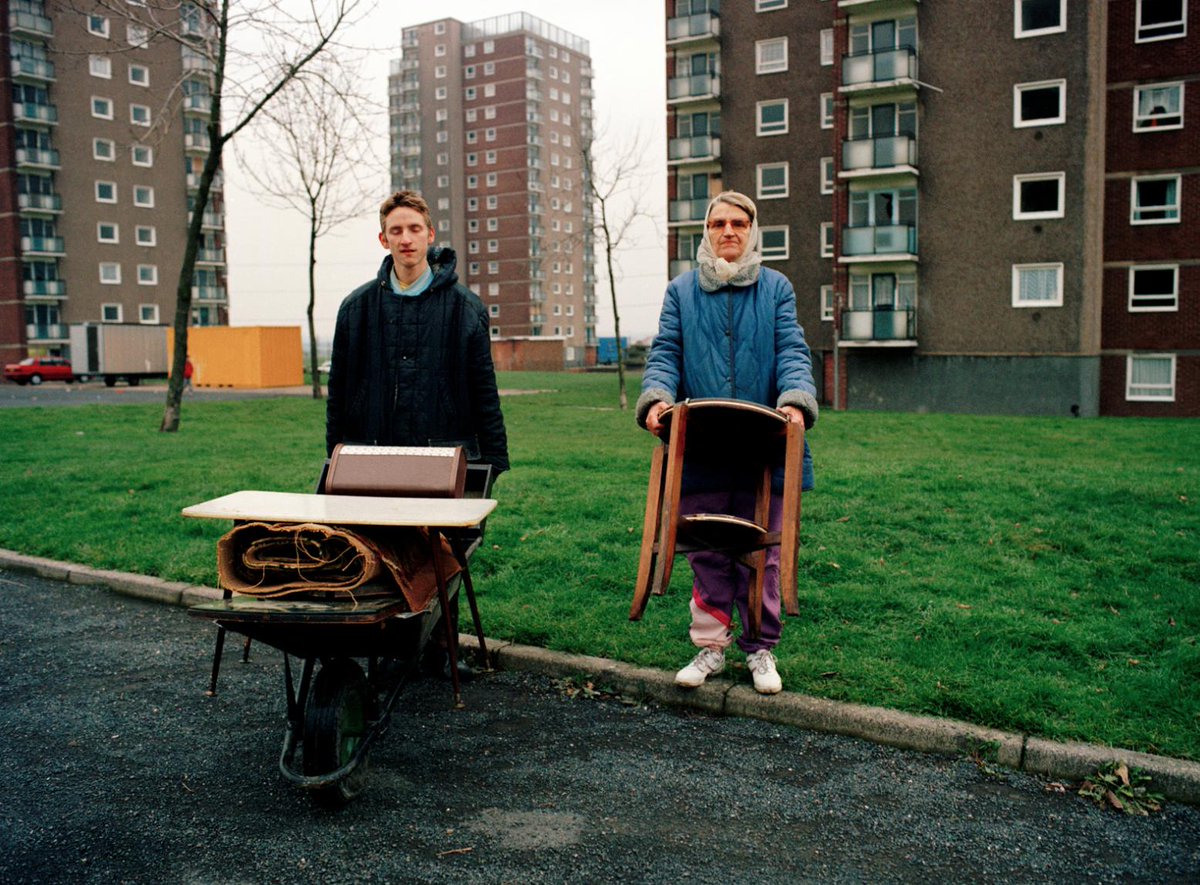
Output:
[{"xmin": 636, "ymin": 191, "xmax": 818, "ymax": 694}]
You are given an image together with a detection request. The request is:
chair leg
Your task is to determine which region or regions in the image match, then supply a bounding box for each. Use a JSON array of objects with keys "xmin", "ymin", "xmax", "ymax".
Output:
[
  {"xmin": 630, "ymin": 444, "xmax": 666, "ymax": 621},
  {"xmin": 650, "ymin": 402, "xmax": 689, "ymax": 596},
  {"xmin": 746, "ymin": 459, "xmax": 773, "ymax": 640},
  {"xmin": 779, "ymin": 423, "xmax": 804, "ymax": 617}
]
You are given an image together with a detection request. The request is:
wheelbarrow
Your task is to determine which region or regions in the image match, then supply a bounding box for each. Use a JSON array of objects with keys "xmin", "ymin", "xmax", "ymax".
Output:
[{"xmin": 183, "ymin": 456, "xmax": 496, "ymax": 808}]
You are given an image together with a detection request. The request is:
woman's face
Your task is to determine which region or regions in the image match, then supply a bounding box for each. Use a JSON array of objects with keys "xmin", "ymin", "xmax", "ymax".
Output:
[{"xmin": 706, "ymin": 202, "xmax": 752, "ymax": 262}]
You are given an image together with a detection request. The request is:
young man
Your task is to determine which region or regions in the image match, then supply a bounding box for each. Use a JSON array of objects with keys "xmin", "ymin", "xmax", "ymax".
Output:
[
  {"xmin": 637, "ymin": 191, "xmax": 818, "ymax": 694},
  {"xmin": 326, "ymin": 190, "xmax": 508, "ymax": 475}
]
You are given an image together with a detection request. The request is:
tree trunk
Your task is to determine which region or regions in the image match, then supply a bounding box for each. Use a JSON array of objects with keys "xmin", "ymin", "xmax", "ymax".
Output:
[{"xmin": 308, "ymin": 203, "xmax": 323, "ymax": 399}]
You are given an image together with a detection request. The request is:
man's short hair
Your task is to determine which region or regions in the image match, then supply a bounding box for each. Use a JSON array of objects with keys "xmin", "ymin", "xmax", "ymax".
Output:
[{"xmin": 379, "ymin": 190, "xmax": 433, "ymax": 232}]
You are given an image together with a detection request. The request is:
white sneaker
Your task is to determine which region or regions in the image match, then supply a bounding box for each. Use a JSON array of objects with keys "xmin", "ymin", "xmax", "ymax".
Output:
[
  {"xmin": 674, "ymin": 648, "xmax": 725, "ymax": 688},
  {"xmin": 746, "ymin": 650, "xmax": 782, "ymax": 694}
]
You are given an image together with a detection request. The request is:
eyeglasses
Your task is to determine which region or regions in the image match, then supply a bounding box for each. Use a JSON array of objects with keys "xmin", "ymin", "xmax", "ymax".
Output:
[{"xmin": 707, "ymin": 218, "xmax": 750, "ymax": 231}]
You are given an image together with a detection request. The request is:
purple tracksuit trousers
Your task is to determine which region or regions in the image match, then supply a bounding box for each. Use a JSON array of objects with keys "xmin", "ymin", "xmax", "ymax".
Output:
[{"xmin": 680, "ymin": 488, "xmax": 783, "ymax": 654}]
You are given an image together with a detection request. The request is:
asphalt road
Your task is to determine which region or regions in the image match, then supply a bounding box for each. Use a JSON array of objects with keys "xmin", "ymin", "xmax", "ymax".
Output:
[
  {"xmin": 0, "ymin": 380, "xmax": 312, "ymax": 408},
  {"xmin": 1, "ymin": 569, "xmax": 1198, "ymax": 884}
]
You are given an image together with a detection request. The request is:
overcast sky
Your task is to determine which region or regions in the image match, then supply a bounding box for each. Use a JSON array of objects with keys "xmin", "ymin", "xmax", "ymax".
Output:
[{"xmin": 224, "ymin": 1, "xmax": 668, "ymax": 346}]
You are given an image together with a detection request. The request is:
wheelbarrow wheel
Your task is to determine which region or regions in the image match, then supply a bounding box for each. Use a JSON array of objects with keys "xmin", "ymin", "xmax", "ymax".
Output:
[{"xmin": 303, "ymin": 658, "xmax": 371, "ymax": 808}]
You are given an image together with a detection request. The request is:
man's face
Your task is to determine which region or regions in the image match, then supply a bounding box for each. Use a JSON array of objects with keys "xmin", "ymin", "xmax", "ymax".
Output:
[
  {"xmin": 379, "ymin": 206, "xmax": 435, "ymax": 274},
  {"xmin": 706, "ymin": 202, "xmax": 752, "ymax": 262}
]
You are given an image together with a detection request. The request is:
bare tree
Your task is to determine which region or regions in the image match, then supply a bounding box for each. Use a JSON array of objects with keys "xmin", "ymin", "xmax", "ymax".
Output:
[
  {"xmin": 236, "ymin": 62, "xmax": 382, "ymax": 399},
  {"xmin": 66, "ymin": 0, "xmax": 367, "ymax": 430},
  {"xmin": 581, "ymin": 131, "xmax": 652, "ymax": 411}
]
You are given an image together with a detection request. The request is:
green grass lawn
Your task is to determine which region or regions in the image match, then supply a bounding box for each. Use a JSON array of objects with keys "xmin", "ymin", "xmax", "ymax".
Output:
[{"xmin": 2, "ymin": 371, "xmax": 1197, "ymax": 760}]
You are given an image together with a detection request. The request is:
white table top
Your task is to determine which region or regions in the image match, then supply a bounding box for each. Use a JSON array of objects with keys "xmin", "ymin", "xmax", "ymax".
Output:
[{"xmin": 182, "ymin": 490, "xmax": 497, "ymax": 528}]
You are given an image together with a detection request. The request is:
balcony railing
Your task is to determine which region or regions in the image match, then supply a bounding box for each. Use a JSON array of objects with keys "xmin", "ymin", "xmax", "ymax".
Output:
[
  {"xmin": 21, "ymin": 235, "xmax": 65, "ymax": 255},
  {"xmin": 666, "ymin": 12, "xmax": 719, "ymax": 43},
  {"xmin": 842, "ymin": 47, "xmax": 918, "ymax": 89},
  {"xmin": 9, "ymin": 9, "xmax": 53, "ymax": 38},
  {"xmin": 668, "ymin": 135, "xmax": 720, "ymax": 163},
  {"xmin": 187, "ymin": 171, "xmax": 224, "ymax": 191},
  {"xmin": 13, "ymin": 101, "xmax": 58, "ymax": 125},
  {"xmin": 192, "ymin": 286, "xmax": 227, "ymax": 302},
  {"xmin": 26, "ymin": 323, "xmax": 68, "ymax": 341},
  {"xmin": 668, "ymin": 197, "xmax": 709, "ymax": 223},
  {"xmin": 185, "ymin": 132, "xmax": 211, "ymax": 152},
  {"xmin": 842, "ymin": 223, "xmax": 917, "ymax": 257},
  {"xmin": 842, "ymin": 134, "xmax": 917, "ymax": 172},
  {"xmin": 18, "ymin": 192, "xmax": 62, "ymax": 212},
  {"xmin": 195, "ymin": 248, "xmax": 225, "ymax": 264},
  {"xmin": 23, "ymin": 280, "xmax": 66, "ymax": 297},
  {"xmin": 183, "ymin": 94, "xmax": 212, "ymax": 114},
  {"xmin": 841, "ymin": 307, "xmax": 916, "ymax": 342},
  {"xmin": 15, "ymin": 147, "xmax": 60, "ymax": 169},
  {"xmin": 11, "ymin": 57, "xmax": 55, "ymax": 81},
  {"xmin": 668, "ymin": 74, "xmax": 719, "ymax": 102}
]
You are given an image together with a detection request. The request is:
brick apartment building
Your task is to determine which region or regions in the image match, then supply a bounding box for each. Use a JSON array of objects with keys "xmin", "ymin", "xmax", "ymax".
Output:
[
  {"xmin": 1, "ymin": 0, "xmax": 228, "ymax": 366},
  {"xmin": 388, "ymin": 13, "xmax": 597, "ymax": 368},
  {"xmin": 665, "ymin": 0, "xmax": 1198, "ymax": 417}
]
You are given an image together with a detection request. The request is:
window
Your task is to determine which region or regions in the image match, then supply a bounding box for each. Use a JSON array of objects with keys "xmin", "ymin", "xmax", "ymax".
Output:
[
  {"xmin": 757, "ymin": 162, "xmax": 789, "ymax": 199},
  {"xmin": 486, "ymin": 174, "xmax": 498, "ymax": 188},
  {"xmin": 1127, "ymin": 354, "xmax": 1176, "ymax": 400},
  {"xmin": 761, "ymin": 226, "xmax": 789, "ymax": 260},
  {"xmin": 1013, "ymin": 172, "xmax": 1065, "ymax": 219},
  {"xmin": 1133, "ymin": 82, "xmax": 1184, "ymax": 131},
  {"xmin": 464, "ymin": 44, "xmax": 476, "ymax": 57},
  {"xmin": 486, "ymin": 127, "xmax": 497, "ymax": 142},
  {"xmin": 435, "ymin": 65, "xmax": 446, "ymax": 79},
  {"xmin": 757, "ymin": 0, "xmax": 787, "ymax": 9},
  {"xmin": 821, "ymin": 285, "xmax": 835, "ymax": 321},
  {"xmin": 756, "ymin": 38, "xmax": 787, "ymax": 74},
  {"xmin": 467, "ymin": 220, "xmax": 479, "ymax": 233},
  {"xmin": 88, "ymin": 15, "xmax": 110, "ymax": 38},
  {"xmin": 1130, "ymin": 175, "xmax": 1180, "ymax": 224},
  {"xmin": 1012, "ymin": 263, "xmax": 1063, "ymax": 307},
  {"xmin": 434, "ymin": 43, "xmax": 446, "ymax": 57},
  {"xmin": 821, "ymin": 157, "xmax": 834, "ymax": 195},
  {"xmin": 489, "ymin": 304, "xmax": 500, "ymax": 317},
  {"xmin": 465, "ymin": 87, "xmax": 477, "ymax": 101},
  {"xmin": 488, "ymin": 239, "xmax": 498, "ymax": 253},
  {"xmin": 1014, "ymin": 80, "xmax": 1066, "ymax": 127},
  {"xmin": 487, "ymin": 218, "xmax": 499, "ymax": 231},
  {"xmin": 139, "ymin": 304, "xmax": 159, "ymax": 324},
  {"xmin": 91, "ymin": 97, "xmax": 113, "ymax": 120},
  {"xmin": 128, "ymin": 64, "xmax": 149, "ymax": 86},
  {"xmin": 820, "ymin": 222, "xmax": 834, "ymax": 257},
  {"xmin": 93, "ymin": 138, "xmax": 115, "ymax": 161},
  {"xmin": 435, "ymin": 87, "xmax": 447, "ymax": 100},
  {"xmin": 89, "ymin": 55, "xmax": 112, "ymax": 78},
  {"xmin": 483, "ymin": 40, "xmax": 494, "ymax": 54},
  {"xmin": 137, "ymin": 264, "xmax": 157, "ymax": 285},
  {"xmin": 1015, "ymin": 0, "xmax": 1066, "ymax": 37},
  {"xmin": 101, "ymin": 303, "xmax": 123, "ymax": 322},
  {"xmin": 1128, "ymin": 265, "xmax": 1179, "ymax": 311},
  {"xmin": 99, "ymin": 263, "xmax": 122, "ymax": 285},
  {"xmin": 819, "ymin": 29, "xmax": 833, "ymax": 65},
  {"xmin": 97, "ymin": 222, "xmax": 119, "ymax": 244},
  {"xmin": 486, "ymin": 150, "xmax": 497, "ymax": 164},
  {"xmin": 135, "ymin": 225, "xmax": 156, "ymax": 246},
  {"xmin": 130, "ymin": 104, "xmax": 151, "ymax": 126},
  {"xmin": 133, "ymin": 185, "xmax": 154, "ymax": 208},
  {"xmin": 757, "ymin": 99, "xmax": 788, "ymax": 136},
  {"xmin": 1136, "ymin": 0, "xmax": 1187, "ymax": 42},
  {"xmin": 434, "ymin": 21, "xmax": 446, "ymax": 35},
  {"xmin": 821, "ymin": 93, "xmax": 834, "ymax": 129},
  {"xmin": 467, "ymin": 152, "xmax": 478, "ymax": 167},
  {"xmin": 468, "ymin": 241, "xmax": 480, "ymax": 255},
  {"xmin": 95, "ymin": 181, "xmax": 117, "ymax": 203},
  {"xmin": 488, "ymin": 261, "xmax": 499, "ymax": 274},
  {"xmin": 127, "ymin": 24, "xmax": 149, "ymax": 48},
  {"xmin": 132, "ymin": 145, "xmax": 153, "ymax": 167},
  {"xmin": 488, "ymin": 283, "xmax": 499, "ymax": 296},
  {"xmin": 437, "ymin": 175, "xmax": 450, "ymax": 188},
  {"xmin": 436, "ymin": 152, "xmax": 448, "ymax": 166}
]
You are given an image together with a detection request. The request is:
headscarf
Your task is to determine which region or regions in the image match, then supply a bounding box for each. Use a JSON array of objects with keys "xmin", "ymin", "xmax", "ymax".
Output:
[{"xmin": 696, "ymin": 191, "xmax": 762, "ymax": 292}]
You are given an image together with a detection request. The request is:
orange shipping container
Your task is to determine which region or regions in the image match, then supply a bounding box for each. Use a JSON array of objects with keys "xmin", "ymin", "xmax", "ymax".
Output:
[{"xmin": 168, "ymin": 326, "xmax": 303, "ymax": 389}]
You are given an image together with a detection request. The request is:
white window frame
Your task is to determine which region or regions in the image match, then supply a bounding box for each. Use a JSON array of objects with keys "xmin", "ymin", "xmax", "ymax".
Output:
[
  {"xmin": 136, "ymin": 264, "xmax": 158, "ymax": 286},
  {"xmin": 1130, "ymin": 174, "xmax": 1181, "ymax": 224},
  {"xmin": 1012, "ymin": 263, "xmax": 1064, "ymax": 307},
  {"xmin": 132, "ymin": 145, "xmax": 153, "ymax": 167},
  {"xmin": 489, "ymin": 304, "xmax": 500, "ymax": 317},
  {"xmin": 821, "ymin": 93, "xmax": 834, "ymax": 129},
  {"xmin": 89, "ymin": 55, "xmax": 112, "ymax": 78},
  {"xmin": 139, "ymin": 304, "xmax": 159, "ymax": 324},
  {"xmin": 821, "ymin": 285, "xmax": 835, "ymax": 321},
  {"xmin": 93, "ymin": 138, "xmax": 115, "ymax": 161},
  {"xmin": 1132, "ymin": 82, "xmax": 1184, "ymax": 132},
  {"xmin": 1013, "ymin": 79, "xmax": 1066, "ymax": 127},
  {"xmin": 1127, "ymin": 264, "xmax": 1180, "ymax": 312},
  {"xmin": 91, "ymin": 96, "xmax": 113, "ymax": 120},
  {"xmin": 756, "ymin": 0, "xmax": 788, "ymax": 10},
  {"xmin": 126, "ymin": 23, "xmax": 149, "ymax": 48},
  {"xmin": 820, "ymin": 157, "xmax": 834, "ymax": 195},
  {"xmin": 761, "ymin": 226, "xmax": 789, "ymax": 261},
  {"xmin": 87, "ymin": 15, "xmax": 110, "ymax": 38},
  {"xmin": 434, "ymin": 65, "xmax": 446, "ymax": 79},
  {"xmin": 820, "ymin": 29, "xmax": 833, "ymax": 65},
  {"xmin": 128, "ymin": 64, "xmax": 149, "ymax": 87},
  {"xmin": 756, "ymin": 37, "xmax": 788, "ymax": 74},
  {"xmin": 1136, "ymin": 0, "xmax": 1188, "ymax": 42},
  {"xmin": 1014, "ymin": 0, "xmax": 1067, "ymax": 38},
  {"xmin": 95, "ymin": 181, "xmax": 117, "ymax": 203},
  {"xmin": 757, "ymin": 98, "xmax": 788, "ymax": 136},
  {"xmin": 435, "ymin": 86, "xmax": 447, "ymax": 100},
  {"xmin": 820, "ymin": 222, "xmax": 834, "ymax": 257},
  {"xmin": 757, "ymin": 162, "xmax": 789, "ymax": 200},
  {"xmin": 133, "ymin": 185, "xmax": 155, "ymax": 208},
  {"xmin": 97, "ymin": 222, "xmax": 119, "ymax": 244},
  {"xmin": 130, "ymin": 103, "xmax": 151, "ymax": 127},
  {"xmin": 101, "ymin": 303, "xmax": 123, "ymax": 322},
  {"xmin": 488, "ymin": 283, "xmax": 500, "ymax": 296},
  {"xmin": 99, "ymin": 264, "xmax": 122, "ymax": 286},
  {"xmin": 135, "ymin": 225, "xmax": 156, "ymax": 247},
  {"xmin": 1013, "ymin": 172, "xmax": 1066, "ymax": 220},
  {"xmin": 1126, "ymin": 354, "xmax": 1176, "ymax": 401}
]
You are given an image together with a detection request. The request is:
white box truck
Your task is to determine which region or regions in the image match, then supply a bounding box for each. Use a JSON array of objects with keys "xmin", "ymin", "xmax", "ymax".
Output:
[{"xmin": 69, "ymin": 323, "xmax": 169, "ymax": 387}]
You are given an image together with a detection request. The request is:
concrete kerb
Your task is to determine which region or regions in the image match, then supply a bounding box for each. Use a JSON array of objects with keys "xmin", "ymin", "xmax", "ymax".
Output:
[{"xmin": 4, "ymin": 547, "xmax": 1199, "ymax": 806}]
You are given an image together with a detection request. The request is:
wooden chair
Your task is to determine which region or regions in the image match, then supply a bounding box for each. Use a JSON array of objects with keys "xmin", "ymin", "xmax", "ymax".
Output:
[{"xmin": 630, "ymin": 399, "xmax": 804, "ymax": 638}]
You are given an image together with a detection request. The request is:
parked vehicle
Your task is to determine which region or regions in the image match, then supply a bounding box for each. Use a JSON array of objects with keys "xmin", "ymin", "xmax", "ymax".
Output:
[
  {"xmin": 3, "ymin": 356, "xmax": 75, "ymax": 385},
  {"xmin": 69, "ymin": 324, "xmax": 168, "ymax": 387}
]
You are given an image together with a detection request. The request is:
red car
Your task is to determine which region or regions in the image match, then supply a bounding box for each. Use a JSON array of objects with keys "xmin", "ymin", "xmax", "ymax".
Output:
[{"xmin": 3, "ymin": 356, "xmax": 75, "ymax": 385}]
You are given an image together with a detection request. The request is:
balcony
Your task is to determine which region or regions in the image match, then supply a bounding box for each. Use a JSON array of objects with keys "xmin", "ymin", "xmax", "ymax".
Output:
[
  {"xmin": 17, "ymin": 192, "xmax": 62, "ymax": 213},
  {"xmin": 183, "ymin": 94, "xmax": 212, "ymax": 114},
  {"xmin": 668, "ymin": 197, "xmax": 709, "ymax": 225},
  {"xmin": 21, "ymin": 235, "xmax": 64, "ymax": 256},
  {"xmin": 195, "ymin": 248, "xmax": 226, "ymax": 264},
  {"xmin": 840, "ymin": 307, "xmax": 916, "ymax": 345},
  {"xmin": 668, "ymin": 135, "xmax": 720, "ymax": 164},
  {"xmin": 9, "ymin": 9, "xmax": 53, "ymax": 38},
  {"xmin": 13, "ymin": 101, "xmax": 58, "ymax": 125},
  {"xmin": 841, "ymin": 47, "xmax": 918, "ymax": 93},
  {"xmin": 841, "ymin": 134, "xmax": 917, "ymax": 176},
  {"xmin": 666, "ymin": 11, "xmax": 719, "ymax": 45},
  {"xmin": 11, "ymin": 57, "xmax": 55, "ymax": 81},
  {"xmin": 23, "ymin": 280, "xmax": 65, "ymax": 297},
  {"xmin": 185, "ymin": 132, "xmax": 211, "ymax": 152},
  {"xmin": 192, "ymin": 285, "xmax": 227, "ymax": 302},
  {"xmin": 668, "ymin": 74, "xmax": 720, "ymax": 104},
  {"xmin": 15, "ymin": 147, "xmax": 59, "ymax": 169},
  {"xmin": 182, "ymin": 53, "xmax": 214, "ymax": 74},
  {"xmin": 26, "ymin": 323, "xmax": 68, "ymax": 341},
  {"xmin": 187, "ymin": 171, "xmax": 224, "ymax": 191},
  {"xmin": 841, "ymin": 224, "xmax": 917, "ymax": 261}
]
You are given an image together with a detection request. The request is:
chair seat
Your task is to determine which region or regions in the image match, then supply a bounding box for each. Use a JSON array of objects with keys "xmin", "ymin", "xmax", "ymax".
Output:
[{"xmin": 676, "ymin": 514, "xmax": 771, "ymax": 551}]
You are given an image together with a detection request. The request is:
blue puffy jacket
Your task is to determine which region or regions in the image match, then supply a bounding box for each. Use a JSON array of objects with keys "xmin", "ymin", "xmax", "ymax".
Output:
[{"xmin": 637, "ymin": 267, "xmax": 818, "ymax": 490}]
